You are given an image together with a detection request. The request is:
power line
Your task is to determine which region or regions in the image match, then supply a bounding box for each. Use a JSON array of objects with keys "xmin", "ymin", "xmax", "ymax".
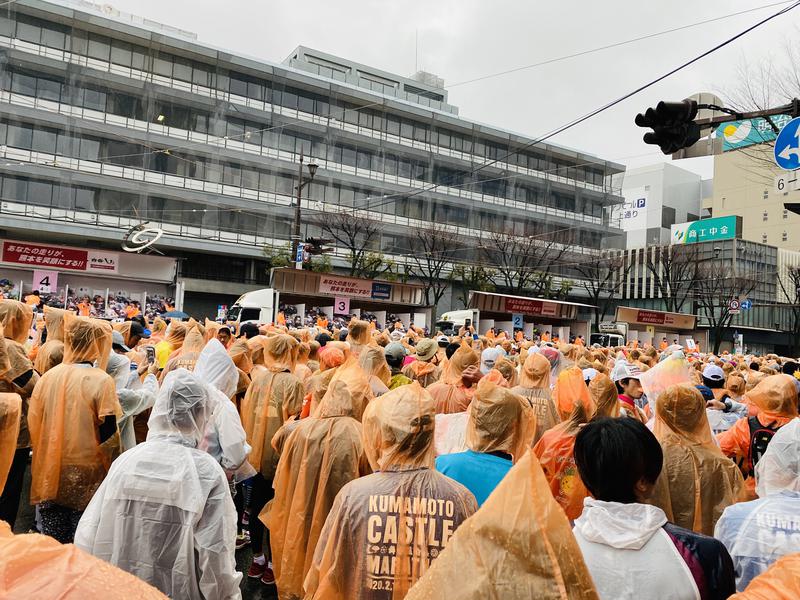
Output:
[{"xmin": 358, "ymin": 0, "xmax": 800, "ymax": 216}]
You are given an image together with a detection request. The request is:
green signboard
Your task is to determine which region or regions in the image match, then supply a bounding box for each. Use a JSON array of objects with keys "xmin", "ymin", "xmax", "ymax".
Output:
[{"xmin": 670, "ymin": 216, "xmax": 739, "ymax": 245}]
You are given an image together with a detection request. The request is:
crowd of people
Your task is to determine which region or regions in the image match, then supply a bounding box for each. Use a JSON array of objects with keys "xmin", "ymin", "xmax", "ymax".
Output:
[{"xmin": 0, "ymin": 301, "xmax": 799, "ymax": 599}]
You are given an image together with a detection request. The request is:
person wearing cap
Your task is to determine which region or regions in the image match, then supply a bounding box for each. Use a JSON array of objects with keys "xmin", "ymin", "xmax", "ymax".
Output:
[
  {"xmin": 402, "ymin": 338, "xmax": 441, "ymax": 388},
  {"xmin": 384, "ymin": 342, "xmax": 412, "ymax": 390},
  {"xmin": 304, "ymin": 384, "xmax": 477, "ymax": 599},
  {"xmin": 611, "ymin": 359, "xmax": 648, "ymax": 423},
  {"xmin": 702, "ymin": 363, "xmax": 748, "ymax": 434},
  {"xmin": 75, "ymin": 369, "xmax": 241, "ymax": 599}
]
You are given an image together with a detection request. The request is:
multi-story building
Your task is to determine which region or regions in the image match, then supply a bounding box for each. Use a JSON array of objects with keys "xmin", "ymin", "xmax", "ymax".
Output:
[
  {"xmin": 0, "ymin": 0, "xmax": 624, "ymax": 317},
  {"xmin": 611, "ymin": 162, "xmax": 704, "ymax": 249},
  {"xmin": 710, "ymin": 143, "xmax": 800, "ymax": 251}
]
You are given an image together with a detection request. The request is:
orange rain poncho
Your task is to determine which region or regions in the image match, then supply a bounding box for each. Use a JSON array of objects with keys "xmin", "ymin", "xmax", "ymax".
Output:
[
  {"xmin": 325, "ymin": 356, "xmax": 374, "ymax": 421},
  {"xmin": 43, "ymin": 305, "xmax": 69, "ymax": 342},
  {"xmin": 241, "ymin": 334, "xmax": 304, "ymax": 479},
  {"xmin": 511, "ymin": 352, "xmax": 561, "ymax": 445},
  {"xmin": 160, "ymin": 327, "xmax": 205, "ymax": 378},
  {"xmin": 553, "ymin": 366, "xmax": 592, "ymax": 422},
  {"xmin": 347, "ymin": 319, "xmax": 372, "ymax": 357},
  {"xmin": 648, "ymin": 385, "xmax": 745, "ymax": 535},
  {"xmin": 0, "ymin": 521, "xmax": 167, "ymax": 599},
  {"xmin": 0, "ymin": 302, "xmax": 37, "ymax": 451},
  {"xmin": 718, "ymin": 374, "xmax": 799, "ymax": 497},
  {"xmin": 155, "ymin": 321, "xmax": 187, "ymax": 369},
  {"xmin": 728, "ymin": 553, "xmax": 800, "ymax": 600},
  {"xmin": 427, "ymin": 343, "xmax": 480, "ymax": 414},
  {"xmin": 264, "ymin": 380, "xmax": 369, "ymax": 600},
  {"xmin": 33, "ymin": 340, "xmax": 64, "ymax": 375},
  {"xmin": 229, "ymin": 337, "xmax": 253, "ymax": 374},
  {"xmin": 533, "ymin": 373, "xmax": 618, "ymax": 520},
  {"xmin": 304, "ymin": 383, "xmax": 478, "ymax": 600},
  {"xmin": 112, "ymin": 321, "xmax": 136, "ymax": 348},
  {"xmin": 0, "ymin": 393, "xmax": 21, "ymax": 494},
  {"xmin": 406, "ymin": 448, "xmax": 599, "ymax": 600},
  {"xmin": 465, "ymin": 378, "xmax": 535, "ymax": 463},
  {"xmin": 28, "ymin": 317, "xmax": 120, "ymax": 510},
  {"xmin": 358, "ymin": 346, "xmax": 392, "ymax": 397}
]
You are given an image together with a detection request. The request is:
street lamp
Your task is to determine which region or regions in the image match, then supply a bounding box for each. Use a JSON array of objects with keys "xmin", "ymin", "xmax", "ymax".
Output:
[{"xmin": 291, "ymin": 151, "xmax": 317, "ymax": 269}]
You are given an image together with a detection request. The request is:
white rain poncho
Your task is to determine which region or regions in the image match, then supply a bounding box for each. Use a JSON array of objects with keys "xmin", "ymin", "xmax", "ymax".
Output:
[
  {"xmin": 193, "ymin": 339, "xmax": 254, "ymax": 481},
  {"xmin": 714, "ymin": 418, "xmax": 800, "ymax": 591},
  {"xmin": 74, "ymin": 369, "xmax": 242, "ymax": 600},
  {"xmin": 106, "ymin": 352, "xmax": 157, "ymax": 453}
]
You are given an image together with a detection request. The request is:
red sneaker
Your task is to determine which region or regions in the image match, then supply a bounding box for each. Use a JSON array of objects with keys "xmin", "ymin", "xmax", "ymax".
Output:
[
  {"xmin": 247, "ymin": 561, "xmax": 265, "ymax": 579},
  {"xmin": 260, "ymin": 567, "xmax": 276, "ymax": 585}
]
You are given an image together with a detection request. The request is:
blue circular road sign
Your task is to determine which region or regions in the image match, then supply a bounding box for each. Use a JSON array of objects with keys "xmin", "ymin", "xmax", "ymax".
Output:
[{"xmin": 774, "ymin": 117, "xmax": 800, "ymax": 170}]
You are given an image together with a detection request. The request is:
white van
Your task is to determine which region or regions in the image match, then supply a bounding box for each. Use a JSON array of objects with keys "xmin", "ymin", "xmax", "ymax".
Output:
[{"xmin": 225, "ymin": 288, "xmax": 279, "ymax": 327}]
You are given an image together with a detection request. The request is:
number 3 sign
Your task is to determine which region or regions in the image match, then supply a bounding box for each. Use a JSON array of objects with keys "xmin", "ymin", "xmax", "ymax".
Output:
[
  {"xmin": 33, "ymin": 270, "xmax": 58, "ymax": 294},
  {"xmin": 334, "ymin": 296, "xmax": 350, "ymax": 315}
]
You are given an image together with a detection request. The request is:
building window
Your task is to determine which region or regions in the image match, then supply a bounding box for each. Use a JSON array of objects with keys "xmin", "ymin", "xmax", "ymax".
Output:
[
  {"xmin": 763, "ymin": 189, "xmax": 769, "ymax": 199},
  {"xmin": 763, "ymin": 211, "xmax": 768, "ymax": 221},
  {"xmin": 762, "ymin": 233, "xmax": 768, "ymax": 243},
  {"xmin": 783, "ymin": 231, "xmax": 788, "ymax": 242},
  {"xmin": 784, "ymin": 209, "xmax": 789, "ymax": 219}
]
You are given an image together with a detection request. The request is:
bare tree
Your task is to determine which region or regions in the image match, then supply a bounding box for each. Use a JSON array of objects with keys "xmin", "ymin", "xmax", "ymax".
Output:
[
  {"xmin": 694, "ymin": 263, "xmax": 760, "ymax": 354},
  {"xmin": 449, "ymin": 264, "xmax": 496, "ymax": 308},
  {"xmin": 645, "ymin": 244, "xmax": 700, "ymax": 313},
  {"xmin": 485, "ymin": 229, "xmax": 571, "ymax": 297},
  {"xmin": 314, "ymin": 211, "xmax": 381, "ymax": 277},
  {"xmin": 776, "ymin": 264, "xmax": 800, "ymax": 356},
  {"xmin": 575, "ymin": 251, "xmax": 632, "ymax": 332},
  {"xmin": 406, "ymin": 224, "xmax": 459, "ymax": 317}
]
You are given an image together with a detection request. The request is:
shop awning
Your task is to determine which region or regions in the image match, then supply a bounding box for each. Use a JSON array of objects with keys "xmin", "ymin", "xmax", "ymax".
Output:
[{"xmin": 468, "ymin": 291, "xmax": 594, "ymax": 320}]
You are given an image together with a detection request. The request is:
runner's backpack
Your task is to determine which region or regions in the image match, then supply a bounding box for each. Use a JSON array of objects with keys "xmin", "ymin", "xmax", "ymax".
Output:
[{"xmin": 746, "ymin": 416, "xmax": 780, "ymax": 478}]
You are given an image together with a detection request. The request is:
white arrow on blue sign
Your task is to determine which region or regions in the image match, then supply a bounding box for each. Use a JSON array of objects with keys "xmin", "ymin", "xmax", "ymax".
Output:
[
  {"xmin": 774, "ymin": 117, "xmax": 800, "ymax": 170},
  {"xmin": 740, "ymin": 299, "xmax": 752, "ymax": 310}
]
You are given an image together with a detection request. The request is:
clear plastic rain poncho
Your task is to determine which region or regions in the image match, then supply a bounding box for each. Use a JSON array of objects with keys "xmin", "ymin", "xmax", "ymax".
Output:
[
  {"xmin": 465, "ymin": 378, "xmax": 535, "ymax": 463},
  {"xmin": 106, "ymin": 352, "xmax": 158, "ymax": 453},
  {"xmin": 193, "ymin": 339, "xmax": 254, "ymax": 481},
  {"xmin": 639, "ymin": 351, "xmax": 692, "ymax": 420},
  {"xmin": 359, "ymin": 345, "xmax": 392, "ymax": 397},
  {"xmin": 155, "ymin": 321, "xmax": 187, "ymax": 368},
  {"xmin": 241, "ymin": 334, "xmax": 304, "ymax": 479},
  {"xmin": 28, "ymin": 317, "xmax": 119, "ymax": 510},
  {"xmin": 727, "ymin": 553, "xmax": 800, "ymax": 600},
  {"xmin": 0, "ymin": 392, "xmax": 21, "ymax": 494},
  {"xmin": 406, "ymin": 447, "xmax": 599, "ymax": 600},
  {"xmin": 715, "ymin": 419, "xmax": 800, "ymax": 591},
  {"xmin": 512, "ymin": 352, "xmax": 560, "ymax": 445},
  {"xmin": 304, "ymin": 383, "xmax": 478, "ymax": 600},
  {"xmin": 346, "ymin": 319, "xmax": 372, "ymax": 357},
  {"xmin": 0, "ymin": 307, "xmax": 37, "ymax": 452},
  {"xmin": 74, "ymin": 369, "xmax": 241, "ymax": 600},
  {"xmin": 0, "ymin": 299, "xmax": 33, "ymax": 345},
  {"xmin": 1, "ymin": 521, "xmax": 167, "ymax": 599},
  {"xmin": 33, "ymin": 339, "xmax": 64, "ymax": 374},
  {"xmin": 427, "ymin": 343, "xmax": 480, "ymax": 414},
  {"xmin": 648, "ymin": 385, "xmax": 745, "ymax": 535},
  {"xmin": 264, "ymin": 380, "xmax": 369, "ymax": 600}
]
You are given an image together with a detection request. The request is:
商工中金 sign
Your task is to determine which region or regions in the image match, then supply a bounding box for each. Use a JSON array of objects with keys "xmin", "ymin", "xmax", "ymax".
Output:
[{"xmin": 670, "ymin": 216, "xmax": 739, "ymax": 245}]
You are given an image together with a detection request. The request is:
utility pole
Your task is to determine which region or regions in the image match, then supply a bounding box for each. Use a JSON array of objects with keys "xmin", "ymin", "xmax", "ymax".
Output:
[{"xmin": 291, "ymin": 150, "xmax": 318, "ymax": 269}]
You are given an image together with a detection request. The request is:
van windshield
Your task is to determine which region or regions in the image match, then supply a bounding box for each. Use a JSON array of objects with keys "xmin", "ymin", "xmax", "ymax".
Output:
[{"xmin": 226, "ymin": 306, "xmax": 241, "ymax": 321}]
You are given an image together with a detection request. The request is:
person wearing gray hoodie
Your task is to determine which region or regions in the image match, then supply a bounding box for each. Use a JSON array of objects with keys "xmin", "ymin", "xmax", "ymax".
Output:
[{"xmin": 572, "ymin": 418, "xmax": 735, "ymax": 600}]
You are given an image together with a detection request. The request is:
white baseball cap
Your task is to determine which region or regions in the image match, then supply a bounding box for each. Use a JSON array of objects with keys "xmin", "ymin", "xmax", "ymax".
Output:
[
  {"xmin": 702, "ymin": 364, "xmax": 725, "ymax": 382},
  {"xmin": 611, "ymin": 359, "xmax": 642, "ymax": 382}
]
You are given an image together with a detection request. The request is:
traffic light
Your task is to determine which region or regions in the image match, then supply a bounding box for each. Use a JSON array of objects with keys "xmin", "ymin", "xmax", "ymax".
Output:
[{"xmin": 635, "ymin": 99, "xmax": 702, "ymax": 154}]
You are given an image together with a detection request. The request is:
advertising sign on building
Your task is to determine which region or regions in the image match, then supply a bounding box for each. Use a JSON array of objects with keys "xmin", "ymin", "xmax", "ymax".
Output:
[
  {"xmin": 318, "ymin": 275, "xmax": 373, "ymax": 298},
  {"xmin": 613, "ymin": 187, "xmax": 651, "ymax": 231},
  {"xmin": 715, "ymin": 114, "xmax": 791, "ymax": 152},
  {"xmin": 615, "ymin": 306, "xmax": 696, "ymax": 330},
  {"xmin": 503, "ymin": 297, "xmax": 558, "ymax": 317},
  {"xmin": 670, "ymin": 216, "xmax": 739, "ymax": 245},
  {"xmin": 371, "ymin": 282, "xmax": 392, "ymax": 300},
  {"xmin": 1, "ymin": 241, "xmax": 119, "ymax": 273}
]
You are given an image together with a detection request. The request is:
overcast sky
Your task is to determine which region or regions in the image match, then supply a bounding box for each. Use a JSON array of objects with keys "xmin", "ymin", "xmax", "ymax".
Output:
[{"xmin": 106, "ymin": 0, "xmax": 798, "ymax": 179}]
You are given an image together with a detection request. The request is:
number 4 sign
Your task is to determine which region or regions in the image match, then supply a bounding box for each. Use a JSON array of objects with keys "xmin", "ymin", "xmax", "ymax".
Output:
[{"xmin": 33, "ymin": 270, "xmax": 58, "ymax": 294}]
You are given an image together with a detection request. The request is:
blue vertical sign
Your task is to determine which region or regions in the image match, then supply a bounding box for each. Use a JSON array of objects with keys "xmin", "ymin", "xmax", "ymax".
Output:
[{"xmin": 512, "ymin": 313, "xmax": 524, "ymax": 329}]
